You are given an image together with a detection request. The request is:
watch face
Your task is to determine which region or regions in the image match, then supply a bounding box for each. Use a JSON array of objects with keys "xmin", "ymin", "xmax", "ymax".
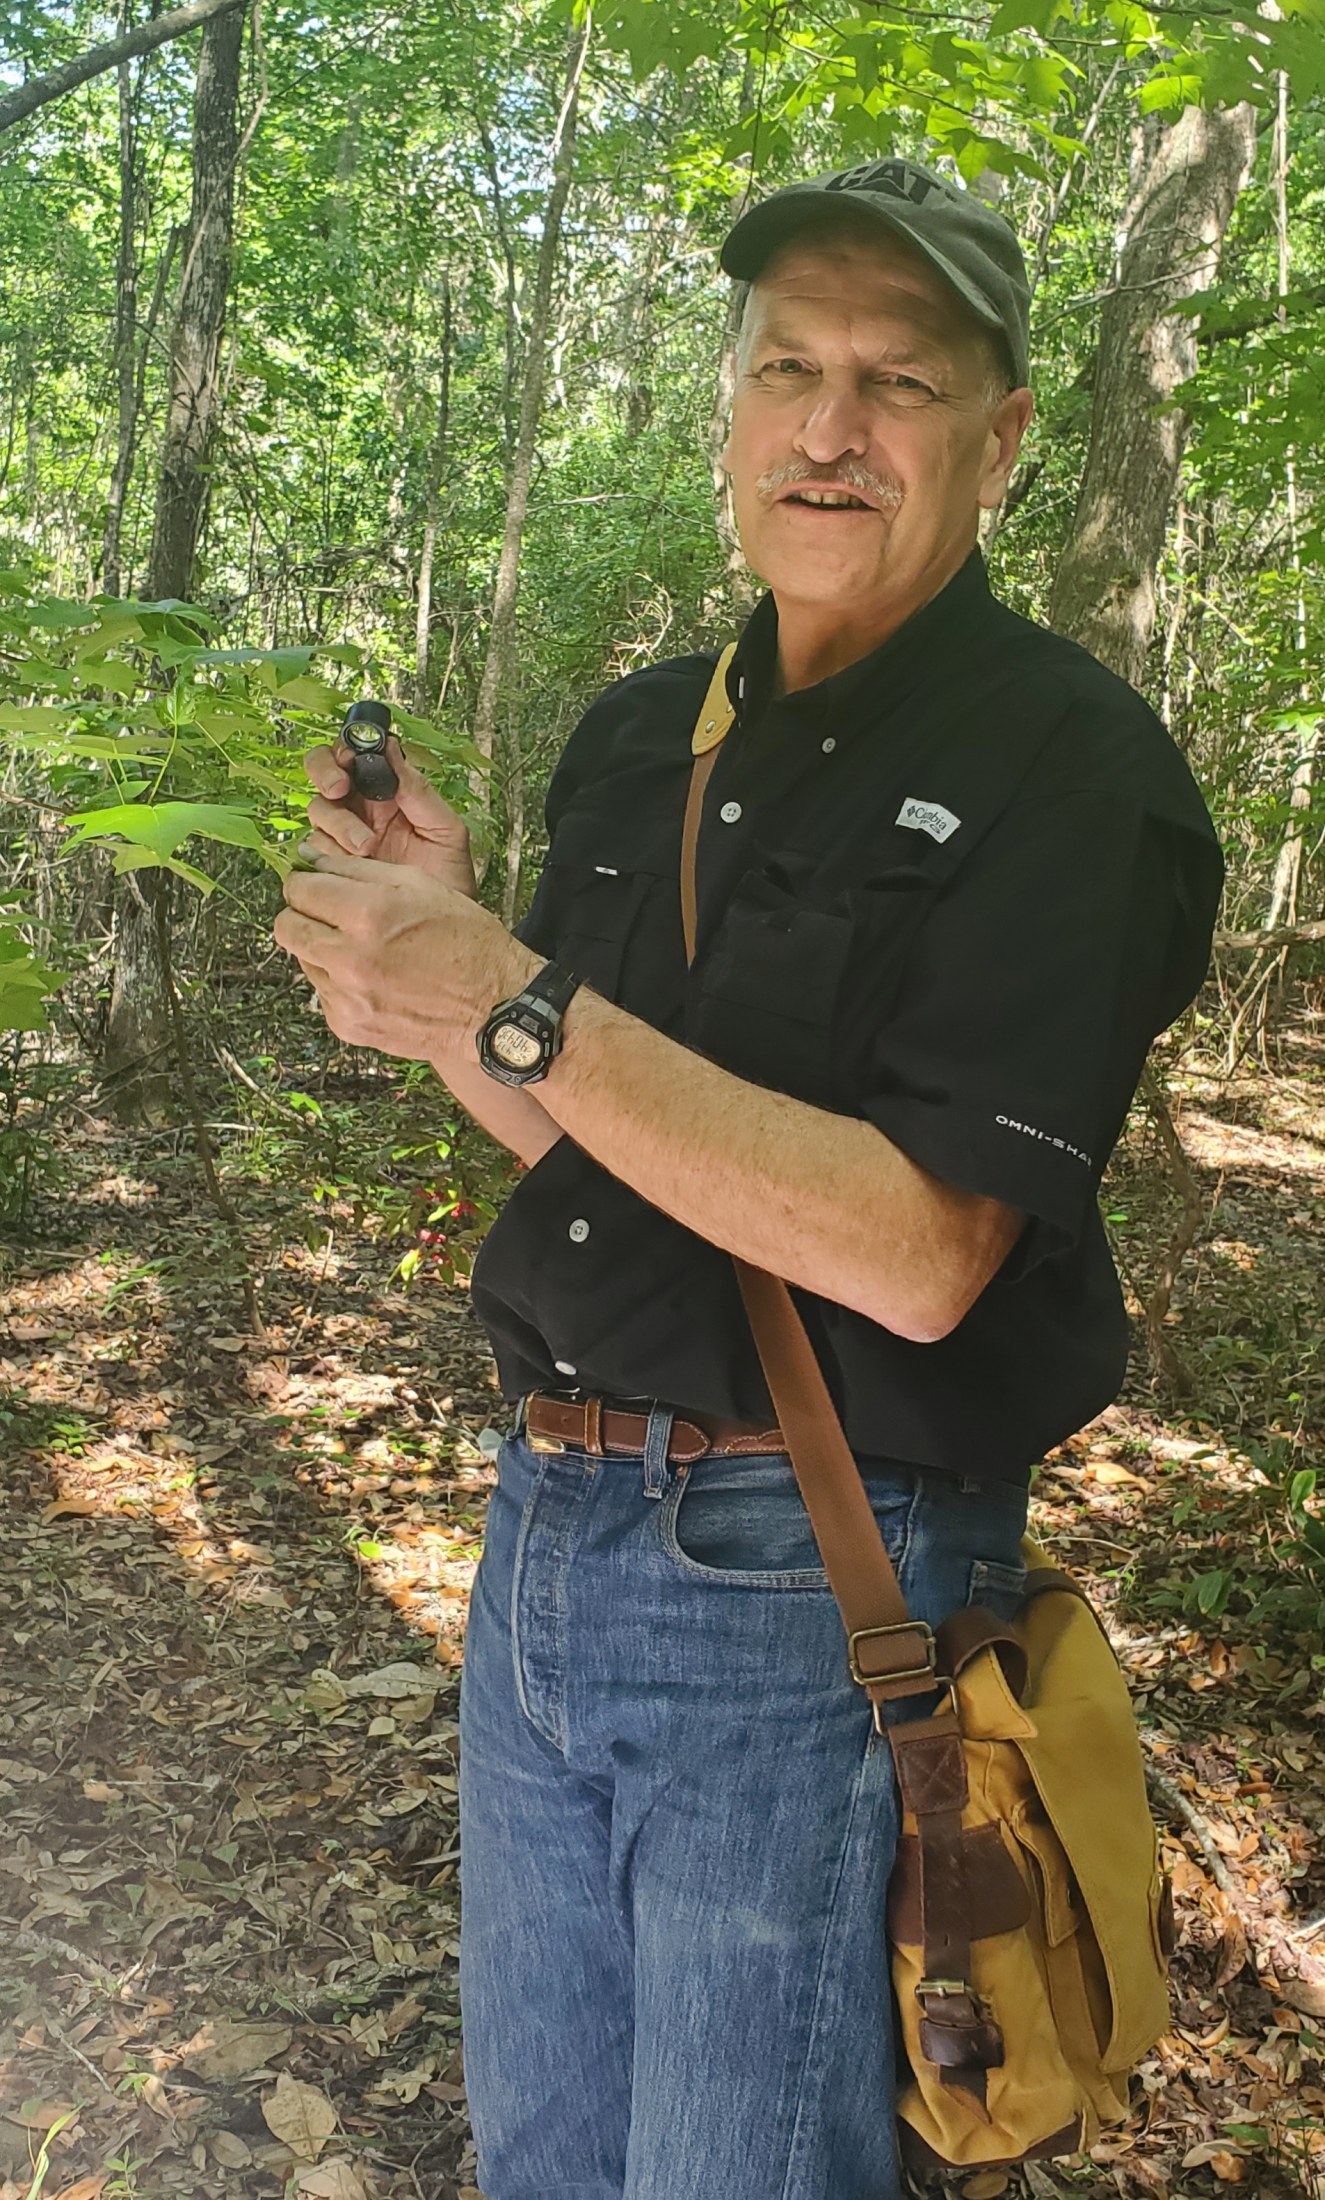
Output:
[{"xmin": 492, "ymin": 1023, "xmax": 543, "ymax": 1070}]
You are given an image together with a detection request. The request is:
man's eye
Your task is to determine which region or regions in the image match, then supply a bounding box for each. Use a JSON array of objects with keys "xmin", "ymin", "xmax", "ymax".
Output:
[
  {"xmin": 763, "ymin": 358, "xmax": 805, "ymax": 375},
  {"xmin": 880, "ymin": 373, "xmax": 932, "ymax": 398}
]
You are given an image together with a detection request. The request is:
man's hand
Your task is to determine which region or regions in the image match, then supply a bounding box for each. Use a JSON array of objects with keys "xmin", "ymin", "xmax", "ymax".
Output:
[
  {"xmin": 275, "ymin": 841, "xmax": 537, "ymax": 1060},
  {"xmin": 303, "ymin": 733, "xmax": 478, "ymax": 900}
]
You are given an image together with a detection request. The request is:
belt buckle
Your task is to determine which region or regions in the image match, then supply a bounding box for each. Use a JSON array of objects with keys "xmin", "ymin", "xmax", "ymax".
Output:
[{"xmin": 527, "ymin": 1383, "xmax": 584, "ymax": 1454}]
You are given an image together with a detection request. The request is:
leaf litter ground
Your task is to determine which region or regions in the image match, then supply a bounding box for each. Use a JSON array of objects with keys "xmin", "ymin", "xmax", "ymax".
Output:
[{"xmin": 0, "ymin": 1031, "xmax": 1323, "ymax": 2200}]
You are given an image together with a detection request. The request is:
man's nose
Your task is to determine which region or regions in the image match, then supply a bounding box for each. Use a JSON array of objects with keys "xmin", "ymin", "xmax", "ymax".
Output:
[{"xmin": 794, "ymin": 380, "xmax": 872, "ymax": 465}]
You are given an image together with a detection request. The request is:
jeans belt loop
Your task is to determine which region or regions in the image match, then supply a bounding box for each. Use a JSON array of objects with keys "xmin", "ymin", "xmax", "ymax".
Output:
[{"xmin": 642, "ymin": 1402, "xmax": 677, "ymax": 1498}]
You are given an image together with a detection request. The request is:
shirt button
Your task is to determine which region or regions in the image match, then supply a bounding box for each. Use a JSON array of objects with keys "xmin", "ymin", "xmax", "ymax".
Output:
[
  {"xmin": 568, "ymin": 1218, "xmax": 590, "ymax": 1243},
  {"xmin": 719, "ymin": 800, "xmax": 742, "ymax": 824},
  {"xmin": 821, "ymin": 736, "xmax": 836, "ymax": 753},
  {"xmin": 554, "ymin": 1359, "xmax": 578, "ymax": 1376}
]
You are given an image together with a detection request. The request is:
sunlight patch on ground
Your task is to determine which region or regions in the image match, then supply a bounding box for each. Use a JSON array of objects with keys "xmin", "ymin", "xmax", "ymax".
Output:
[{"xmin": 1177, "ymin": 1108, "xmax": 1325, "ymax": 1180}]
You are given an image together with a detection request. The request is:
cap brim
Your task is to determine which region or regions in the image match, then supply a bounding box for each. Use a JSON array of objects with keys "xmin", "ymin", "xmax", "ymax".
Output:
[{"xmin": 720, "ymin": 190, "xmax": 1005, "ymax": 341}]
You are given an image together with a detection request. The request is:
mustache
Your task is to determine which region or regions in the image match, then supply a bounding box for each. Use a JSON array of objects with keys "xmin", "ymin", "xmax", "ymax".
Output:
[{"xmin": 755, "ymin": 460, "xmax": 904, "ymax": 508}]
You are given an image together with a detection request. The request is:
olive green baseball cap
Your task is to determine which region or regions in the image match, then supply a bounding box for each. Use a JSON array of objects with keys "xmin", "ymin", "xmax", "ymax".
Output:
[{"xmin": 720, "ymin": 157, "xmax": 1031, "ymax": 389}]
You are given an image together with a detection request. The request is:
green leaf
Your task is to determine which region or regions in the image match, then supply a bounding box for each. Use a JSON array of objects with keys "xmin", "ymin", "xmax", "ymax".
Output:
[
  {"xmin": 64, "ymin": 800, "xmax": 266, "ymax": 861},
  {"xmin": 227, "ymin": 757, "xmax": 298, "ymax": 796},
  {"xmin": 273, "ymin": 674, "xmax": 350, "ymax": 712},
  {"xmin": 164, "ymin": 855, "xmax": 218, "ymax": 896},
  {"xmin": 989, "ymin": 0, "xmax": 1059, "ymax": 30},
  {"xmin": 74, "ymin": 656, "xmax": 140, "ymax": 698},
  {"xmin": 0, "ymin": 703, "xmax": 69, "ymax": 734},
  {"xmin": 0, "ymin": 951, "xmax": 63, "ymax": 1033},
  {"xmin": 1137, "ymin": 67, "xmax": 1203, "ymax": 114},
  {"xmin": 1193, "ymin": 1567, "xmax": 1233, "ymax": 1617},
  {"xmin": 63, "ymin": 736, "xmax": 169, "ymax": 761}
]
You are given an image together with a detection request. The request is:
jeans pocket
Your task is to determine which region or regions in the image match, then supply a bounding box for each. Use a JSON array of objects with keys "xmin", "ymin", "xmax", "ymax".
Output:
[
  {"xmin": 661, "ymin": 1456, "xmax": 918, "ymax": 1590},
  {"xmin": 663, "ymin": 1456, "xmax": 829, "ymax": 1583},
  {"xmin": 967, "ymin": 1554, "xmax": 1028, "ymax": 1620}
]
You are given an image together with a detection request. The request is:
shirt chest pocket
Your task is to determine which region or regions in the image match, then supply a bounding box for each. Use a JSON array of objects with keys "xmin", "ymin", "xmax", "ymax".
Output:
[
  {"xmin": 690, "ymin": 867, "xmax": 855, "ymax": 1110},
  {"xmin": 689, "ymin": 843, "xmax": 951, "ymax": 1113},
  {"xmin": 541, "ymin": 809, "xmax": 679, "ymax": 1005}
]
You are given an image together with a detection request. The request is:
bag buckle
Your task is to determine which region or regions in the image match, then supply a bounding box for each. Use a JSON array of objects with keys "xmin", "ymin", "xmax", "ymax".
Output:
[
  {"xmin": 846, "ymin": 1620, "xmax": 936, "ymax": 1689},
  {"xmin": 916, "ymin": 1977, "xmax": 975, "ymax": 2002}
]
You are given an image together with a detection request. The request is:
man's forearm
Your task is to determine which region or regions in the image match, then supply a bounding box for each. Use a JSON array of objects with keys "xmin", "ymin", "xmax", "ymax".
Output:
[
  {"xmin": 533, "ymin": 975, "xmax": 1021, "ymax": 1343},
  {"xmin": 431, "ymin": 1041, "xmax": 565, "ymax": 1171}
]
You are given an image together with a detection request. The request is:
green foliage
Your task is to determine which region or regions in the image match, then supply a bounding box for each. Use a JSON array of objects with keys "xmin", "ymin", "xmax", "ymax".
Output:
[
  {"xmin": 594, "ymin": 0, "xmax": 1325, "ymax": 186},
  {"xmin": 0, "ymin": 572, "xmax": 487, "ymax": 898},
  {"xmin": 0, "ymin": 904, "xmax": 63, "ymax": 1033}
]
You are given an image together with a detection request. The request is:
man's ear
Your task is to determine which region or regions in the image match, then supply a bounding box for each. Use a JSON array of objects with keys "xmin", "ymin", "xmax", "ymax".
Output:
[{"xmin": 978, "ymin": 387, "xmax": 1034, "ymax": 510}]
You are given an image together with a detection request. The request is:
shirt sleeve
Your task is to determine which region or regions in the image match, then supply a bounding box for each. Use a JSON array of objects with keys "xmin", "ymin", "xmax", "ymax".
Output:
[
  {"xmin": 509, "ymin": 684, "xmax": 630, "ymax": 955},
  {"xmin": 859, "ymin": 785, "xmax": 1223, "ymax": 1278}
]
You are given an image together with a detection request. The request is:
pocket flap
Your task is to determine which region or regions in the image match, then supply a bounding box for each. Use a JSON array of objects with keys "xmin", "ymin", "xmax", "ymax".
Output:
[{"xmin": 1016, "ymin": 1586, "xmax": 1170, "ymax": 2069}]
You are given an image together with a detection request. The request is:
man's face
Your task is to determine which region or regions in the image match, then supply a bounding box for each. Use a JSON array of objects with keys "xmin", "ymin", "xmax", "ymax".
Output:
[{"xmin": 719, "ymin": 223, "xmax": 1033, "ymax": 615}]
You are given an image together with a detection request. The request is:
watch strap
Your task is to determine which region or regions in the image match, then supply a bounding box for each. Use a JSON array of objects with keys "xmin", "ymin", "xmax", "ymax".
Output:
[{"xmin": 523, "ymin": 958, "xmax": 583, "ymax": 1017}]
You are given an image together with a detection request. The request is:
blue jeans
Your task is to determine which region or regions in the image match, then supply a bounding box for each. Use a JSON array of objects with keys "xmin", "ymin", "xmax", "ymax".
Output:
[{"xmin": 457, "ymin": 1399, "xmax": 1029, "ymax": 2200}]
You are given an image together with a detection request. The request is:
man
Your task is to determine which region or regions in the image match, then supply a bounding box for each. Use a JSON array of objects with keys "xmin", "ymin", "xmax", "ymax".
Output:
[{"xmin": 277, "ymin": 160, "xmax": 1223, "ymax": 2200}]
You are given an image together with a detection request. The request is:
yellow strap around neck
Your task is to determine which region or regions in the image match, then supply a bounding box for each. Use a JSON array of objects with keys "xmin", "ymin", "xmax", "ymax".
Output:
[{"xmin": 691, "ymin": 642, "xmax": 738, "ymax": 754}]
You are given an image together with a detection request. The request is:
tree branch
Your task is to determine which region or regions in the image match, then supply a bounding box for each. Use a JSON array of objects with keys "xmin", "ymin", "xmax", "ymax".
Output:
[
  {"xmin": 0, "ymin": 0, "xmax": 245, "ymax": 134},
  {"xmin": 1215, "ymin": 917, "xmax": 1325, "ymax": 951}
]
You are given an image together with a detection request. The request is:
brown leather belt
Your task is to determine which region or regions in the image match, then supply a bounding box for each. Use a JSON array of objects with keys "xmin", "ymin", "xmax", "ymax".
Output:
[{"xmin": 523, "ymin": 1390, "xmax": 788, "ymax": 1464}]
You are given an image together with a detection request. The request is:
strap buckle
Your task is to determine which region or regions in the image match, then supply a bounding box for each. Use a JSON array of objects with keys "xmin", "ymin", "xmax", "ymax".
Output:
[
  {"xmin": 846, "ymin": 1619, "xmax": 936, "ymax": 1689},
  {"xmin": 916, "ymin": 1977, "xmax": 975, "ymax": 2003}
]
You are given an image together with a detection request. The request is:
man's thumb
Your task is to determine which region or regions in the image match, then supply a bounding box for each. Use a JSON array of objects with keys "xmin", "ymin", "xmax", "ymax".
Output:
[{"xmin": 392, "ymin": 752, "xmax": 467, "ymax": 840}]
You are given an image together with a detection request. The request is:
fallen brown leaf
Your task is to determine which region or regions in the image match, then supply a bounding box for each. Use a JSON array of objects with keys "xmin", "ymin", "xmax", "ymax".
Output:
[
  {"xmin": 295, "ymin": 2161, "xmax": 372, "ymax": 2200},
  {"xmin": 1277, "ymin": 1975, "xmax": 1325, "ymax": 2019},
  {"xmin": 10, "ymin": 2101, "xmax": 79, "ymax": 2132},
  {"xmin": 262, "ymin": 2072, "xmax": 337, "ymax": 2162},
  {"xmin": 179, "ymin": 2016, "xmax": 294, "ymax": 2080},
  {"xmin": 209, "ymin": 2132, "xmax": 253, "ymax": 2169}
]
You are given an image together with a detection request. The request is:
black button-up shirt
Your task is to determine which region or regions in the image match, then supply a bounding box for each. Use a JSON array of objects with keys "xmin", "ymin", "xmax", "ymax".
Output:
[{"xmin": 469, "ymin": 550, "xmax": 1223, "ymax": 1486}]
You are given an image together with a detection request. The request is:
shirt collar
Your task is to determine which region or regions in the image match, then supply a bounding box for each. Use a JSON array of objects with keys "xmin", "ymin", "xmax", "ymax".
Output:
[{"xmin": 725, "ymin": 546, "xmax": 996, "ymax": 732}]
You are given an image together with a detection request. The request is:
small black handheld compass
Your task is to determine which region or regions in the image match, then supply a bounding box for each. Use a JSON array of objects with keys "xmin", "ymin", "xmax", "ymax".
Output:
[{"xmin": 340, "ymin": 700, "xmax": 399, "ymax": 802}]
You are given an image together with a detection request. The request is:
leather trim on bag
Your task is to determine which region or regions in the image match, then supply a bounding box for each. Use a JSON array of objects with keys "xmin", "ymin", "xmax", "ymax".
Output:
[{"xmin": 888, "ymin": 1825, "xmax": 1032, "ymax": 1945}]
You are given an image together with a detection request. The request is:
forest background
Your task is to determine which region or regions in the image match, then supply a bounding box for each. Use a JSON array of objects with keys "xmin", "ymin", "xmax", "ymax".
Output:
[{"xmin": 1, "ymin": 1, "xmax": 1324, "ymax": 2197}]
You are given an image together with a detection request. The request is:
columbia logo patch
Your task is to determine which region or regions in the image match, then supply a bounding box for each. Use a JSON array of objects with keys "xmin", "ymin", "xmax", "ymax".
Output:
[{"xmin": 896, "ymin": 796, "xmax": 961, "ymax": 844}]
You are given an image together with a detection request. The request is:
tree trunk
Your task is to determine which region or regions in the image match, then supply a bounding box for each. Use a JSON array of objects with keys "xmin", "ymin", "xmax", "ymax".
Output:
[
  {"xmin": 145, "ymin": 2, "xmax": 244, "ymax": 604},
  {"xmin": 102, "ymin": 3, "xmax": 245, "ymax": 1127},
  {"xmin": 500, "ymin": 705, "xmax": 526, "ymax": 932},
  {"xmin": 100, "ymin": 14, "xmax": 138, "ymax": 599},
  {"xmin": 705, "ymin": 53, "xmax": 760, "ymax": 625},
  {"xmin": 469, "ymin": 11, "xmax": 591, "ymax": 888},
  {"xmin": 1262, "ymin": 71, "xmax": 1319, "ymax": 941},
  {"xmin": 475, "ymin": 117, "xmax": 520, "ymax": 469},
  {"xmin": 1048, "ymin": 103, "xmax": 1256, "ymax": 686},
  {"xmin": 415, "ymin": 269, "xmax": 453, "ymax": 713}
]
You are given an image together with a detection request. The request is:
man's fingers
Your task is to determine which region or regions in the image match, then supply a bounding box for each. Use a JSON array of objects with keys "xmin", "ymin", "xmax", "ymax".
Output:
[
  {"xmin": 283, "ymin": 848, "xmax": 388, "ymax": 902},
  {"xmin": 304, "ymin": 744, "xmax": 353, "ymax": 799},
  {"xmin": 306, "ymin": 795, "xmax": 374, "ymax": 853},
  {"xmin": 274, "ymin": 902, "xmax": 345, "ymax": 959}
]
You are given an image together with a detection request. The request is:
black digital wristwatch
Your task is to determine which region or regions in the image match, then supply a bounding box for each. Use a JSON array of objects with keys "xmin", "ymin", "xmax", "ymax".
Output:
[{"xmin": 477, "ymin": 959, "xmax": 584, "ymax": 1086}]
